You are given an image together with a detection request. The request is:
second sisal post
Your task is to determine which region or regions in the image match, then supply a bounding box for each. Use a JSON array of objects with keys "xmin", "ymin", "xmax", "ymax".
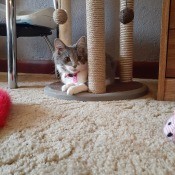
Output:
[{"xmin": 86, "ymin": 0, "xmax": 106, "ymax": 94}]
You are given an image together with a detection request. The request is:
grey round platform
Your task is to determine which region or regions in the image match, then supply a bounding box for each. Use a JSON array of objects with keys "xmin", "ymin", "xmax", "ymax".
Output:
[{"xmin": 44, "ymin": 80, "xmax": 148, "ymax": 101}]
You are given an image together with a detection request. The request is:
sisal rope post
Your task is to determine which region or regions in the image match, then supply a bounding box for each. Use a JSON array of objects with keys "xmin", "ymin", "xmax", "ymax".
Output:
[
  {"xmin": 120, "ymin": 0, "xmax": 134, "ymax": 82},
  {"xmin": 86, "ymin": 0, "xmax": 106, "ymax": 94},
  {"xmin": 59, "ymin": 0, "xmax": 72, "ymax": 45}
]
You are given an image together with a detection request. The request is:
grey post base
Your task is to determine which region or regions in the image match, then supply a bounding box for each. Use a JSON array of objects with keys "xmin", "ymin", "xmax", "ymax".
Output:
[{"xmin": 44, "ymin": 80, "xmax": 148, "ymax": 101}]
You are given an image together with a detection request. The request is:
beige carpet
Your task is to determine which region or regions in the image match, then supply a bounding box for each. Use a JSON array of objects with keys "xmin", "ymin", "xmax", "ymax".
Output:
[{"xmin": 0, "ymin": 73, "xmax": 175, "ymax": 175}]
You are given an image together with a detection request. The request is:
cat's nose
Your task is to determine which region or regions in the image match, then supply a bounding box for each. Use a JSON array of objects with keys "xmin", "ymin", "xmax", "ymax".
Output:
[
  {"xmin": 167, "ymin": 132, "xmax": 173, "ymax": 137},
  {"xmin": 73, "ymin": 65, "xmax": 77, "ymax": 68}
]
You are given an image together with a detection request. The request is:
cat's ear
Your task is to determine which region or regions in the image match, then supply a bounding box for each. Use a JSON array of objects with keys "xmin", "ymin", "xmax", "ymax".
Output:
[
  {"xmin": 76, "ymin": 36, "xmax": 87, "ymax": 56},
  {"xmin": 54, "ymin": 38, "xmax": 66, "ymax": 53}
]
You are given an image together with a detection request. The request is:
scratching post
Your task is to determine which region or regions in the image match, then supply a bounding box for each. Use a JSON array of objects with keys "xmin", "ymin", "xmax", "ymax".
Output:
[
  {"xmin": 59, "ymin": 0, "xmax": 72, "ymax": 45},
  {"xmin": 120, "ymin": 0, "xmax": 134, "ymax": 82},
  {"xmin": 86, "ymin": 0, "xmax": 106, "ymax": 94},
  {"xmin": 45, "ymin": 0, "xmax": 148, "ymax": 101}
]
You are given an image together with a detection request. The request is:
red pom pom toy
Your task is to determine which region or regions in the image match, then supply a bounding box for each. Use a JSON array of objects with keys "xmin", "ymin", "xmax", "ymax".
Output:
[{"xmin": 0, "ymin": 89, "xmax": 11, "ymax": 127}]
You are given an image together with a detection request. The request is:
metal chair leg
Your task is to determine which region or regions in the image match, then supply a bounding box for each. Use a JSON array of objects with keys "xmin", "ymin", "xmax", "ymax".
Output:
[
  {"xmin": 6, "ymin": 0, "xmax": 17, "ymax": 89},
  {"xmin": 53, "ymin": 0, "xmax": 59, "ymax": 9},
  {"xmin": 5, "ymin": 0, "xmax": 59, "ymax": 88},
  {"xmin": 43, "ymin": 36, "xmax": 54, "ymax": 53},
  {"xmin": 53, "ymin": 0, "xmax": 59, "ymax": 37}
]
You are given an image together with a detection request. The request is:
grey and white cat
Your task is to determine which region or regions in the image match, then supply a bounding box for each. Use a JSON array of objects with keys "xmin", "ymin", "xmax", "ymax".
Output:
[{"xmin": 53, "ymin": 36, "xmax": 116, "ymax": 95}]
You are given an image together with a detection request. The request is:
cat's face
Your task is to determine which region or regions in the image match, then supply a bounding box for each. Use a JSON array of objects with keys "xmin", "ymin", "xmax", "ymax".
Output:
[{"xmin": 53, "ymin": 36, "xmax": 87, "ymax": 74}]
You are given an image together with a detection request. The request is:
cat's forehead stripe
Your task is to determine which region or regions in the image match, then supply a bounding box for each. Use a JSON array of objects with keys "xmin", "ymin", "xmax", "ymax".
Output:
[{"xmin": 65, "ymin": 48, "xmax": 75, "ymax": 55}]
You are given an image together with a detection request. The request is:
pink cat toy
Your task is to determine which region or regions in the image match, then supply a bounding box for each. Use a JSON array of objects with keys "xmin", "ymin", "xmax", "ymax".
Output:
[
  {"xmin": 164, "ymin": 111, "xmax": 175, "ymax": 142},
  {"xmin": 0, "ymin": 89, "xmax": 11, "ymax": 127}
]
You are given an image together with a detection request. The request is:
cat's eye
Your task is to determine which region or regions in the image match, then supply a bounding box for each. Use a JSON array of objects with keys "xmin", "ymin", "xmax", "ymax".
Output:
[
  {"xmin": 168, "ymin": 122, "xmax": 172, "ymax": 125},
  {"xmin": 64, "ymin": 57, "xmax": 70, "ymax": 62},
  {"xmin": 78, "ymin": 56, "xmax": 82, "ymax": 61}
]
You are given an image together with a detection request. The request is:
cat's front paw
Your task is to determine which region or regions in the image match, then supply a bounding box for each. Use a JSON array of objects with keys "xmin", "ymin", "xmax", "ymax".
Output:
[
  {"xmin": 67, "ymin": 86, "xmax": 76, "ymax": 95},
  {"xmin": 61, "ymin": 85, "xmax": 67, "ymax": 92}
]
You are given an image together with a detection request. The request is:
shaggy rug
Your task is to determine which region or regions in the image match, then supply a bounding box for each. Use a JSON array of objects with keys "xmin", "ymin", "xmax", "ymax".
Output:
[{"xmin": 0, "ymin": 73, "xmax": 175, "ymax": 175}]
